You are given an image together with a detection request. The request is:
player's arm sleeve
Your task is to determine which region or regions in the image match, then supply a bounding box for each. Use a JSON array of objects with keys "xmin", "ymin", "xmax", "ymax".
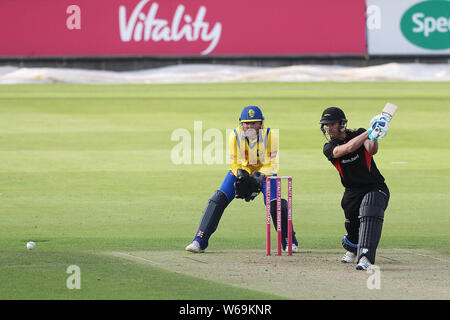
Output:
[
  {"xmin": 259, "ymin": 129, "xmax": 279, "ymax": 176},
  {"xmin": 323, "ymin": 142, "xmax": 338, "ymax": 162},
  {"xmin": 228, "ymin": 131, "xmax": 249, "ymax": 175}
]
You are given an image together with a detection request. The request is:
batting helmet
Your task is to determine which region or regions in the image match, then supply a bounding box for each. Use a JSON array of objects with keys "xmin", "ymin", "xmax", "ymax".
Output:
[
  {"xmin": 320, "ymin": 107, "xmax": 347, "ymax": 125},
  {"xmin": 320, "ymin": 107, "xmax": 347, "ymax": 139}
]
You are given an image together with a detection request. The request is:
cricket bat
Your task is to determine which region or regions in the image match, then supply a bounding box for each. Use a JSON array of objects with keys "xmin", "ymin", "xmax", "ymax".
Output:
[
  {"xmin": 368, "ymin": 103, "xmax": 398, "ymax": 141},
  {"xmin": 381, "ymin": 103, "xmax": 398, "ymax": 122}
]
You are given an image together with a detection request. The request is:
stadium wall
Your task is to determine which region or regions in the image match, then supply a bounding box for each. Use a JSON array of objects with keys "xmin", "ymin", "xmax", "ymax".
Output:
[{"xmin": 1, "ymin": 55, "xmax": 449, "ymax": 72}]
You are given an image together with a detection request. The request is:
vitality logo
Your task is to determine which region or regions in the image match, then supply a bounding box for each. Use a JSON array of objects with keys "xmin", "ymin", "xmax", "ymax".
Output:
[{"xmin": 119, "ymin": 0, "xmax": 222, "ymax": 55}]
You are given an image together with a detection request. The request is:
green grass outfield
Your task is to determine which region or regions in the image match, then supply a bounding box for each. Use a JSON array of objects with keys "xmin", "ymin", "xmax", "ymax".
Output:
[{"xmin": 0, "ymin": 82, "xmax": 449, "ymax": 299}]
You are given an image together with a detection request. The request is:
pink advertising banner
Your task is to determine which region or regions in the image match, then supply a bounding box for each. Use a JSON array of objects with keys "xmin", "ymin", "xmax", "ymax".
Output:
[{"xmin": 0, "ymin": 0, "xmax": 366, "ymax": 57}]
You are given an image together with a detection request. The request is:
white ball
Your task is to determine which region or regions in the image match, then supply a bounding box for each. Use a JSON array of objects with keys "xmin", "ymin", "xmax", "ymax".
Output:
[{"xmin": 26, "ymin": 241, "xmax": 36, "ymax": 250}]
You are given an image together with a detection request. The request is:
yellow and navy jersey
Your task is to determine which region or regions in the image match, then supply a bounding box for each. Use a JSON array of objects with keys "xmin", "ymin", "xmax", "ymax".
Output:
[{"xmin": 228, "ymin": 125, "xmax": 279, "ymax": 176}]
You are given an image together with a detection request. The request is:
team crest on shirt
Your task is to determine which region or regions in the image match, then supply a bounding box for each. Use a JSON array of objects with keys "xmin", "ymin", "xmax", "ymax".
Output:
[{"xmin": 248, "ymin": 109, "xmax": 255, "ymax": 118}]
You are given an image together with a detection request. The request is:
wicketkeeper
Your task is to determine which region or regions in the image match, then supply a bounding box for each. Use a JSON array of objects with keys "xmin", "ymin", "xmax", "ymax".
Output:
[
  {"xmin": 320, "ymin": 107, "xmax": 390, "ymax": 270},
  {"xmin": 185, "ymin": 106, "xmax": 299, "ymax": 253}
]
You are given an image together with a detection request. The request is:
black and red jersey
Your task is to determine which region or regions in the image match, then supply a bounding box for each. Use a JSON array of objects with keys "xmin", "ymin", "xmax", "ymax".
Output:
[{"xmin": 323, "ymin": 128, "xmax": 385, "ymax": 190}]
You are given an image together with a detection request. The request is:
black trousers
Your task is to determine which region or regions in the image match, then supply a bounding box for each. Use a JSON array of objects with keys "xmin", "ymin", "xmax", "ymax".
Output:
[{"xmin": 341, "ymin": 184, "xmax": 390, "ymax": 246}]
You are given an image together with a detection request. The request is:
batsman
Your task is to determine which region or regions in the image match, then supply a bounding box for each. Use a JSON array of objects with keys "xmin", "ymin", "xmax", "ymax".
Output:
[
  {"xmin": 185, "ymin": 106, "xmax": 299, "ymax": 253},
  {"xmin": 320, "ymin": 106, "xmax": 394, "ymax": 270}
]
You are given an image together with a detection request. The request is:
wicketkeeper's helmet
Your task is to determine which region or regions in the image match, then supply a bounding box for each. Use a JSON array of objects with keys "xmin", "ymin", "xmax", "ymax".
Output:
[{"xmin": 239, "ymin": 106, "xmax": 264, "ymax": 123}]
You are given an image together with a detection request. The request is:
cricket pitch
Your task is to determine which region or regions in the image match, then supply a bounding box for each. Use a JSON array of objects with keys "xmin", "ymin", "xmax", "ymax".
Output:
[{"xmin": 108, "ymin": 248, "xmax": 449, "ymax": 300}]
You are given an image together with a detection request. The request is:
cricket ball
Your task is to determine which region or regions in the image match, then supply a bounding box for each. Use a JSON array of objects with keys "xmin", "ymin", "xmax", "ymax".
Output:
[{"xmin": 26, "ymin": 241, "xmax": 36, "ymax": 250}]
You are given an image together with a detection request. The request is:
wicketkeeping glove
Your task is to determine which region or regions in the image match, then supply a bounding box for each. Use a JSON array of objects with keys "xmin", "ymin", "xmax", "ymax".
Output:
[
  {"xmin": 251, "ymin": 172, "xmax": 265, "ymax": 190},
  {"xmin": 234, "ymin": 170, "xmax": 264, "ymax": 202},
  {"xmin": 245, "ymin": 172, "xmax": 265, "ymax": 202}
]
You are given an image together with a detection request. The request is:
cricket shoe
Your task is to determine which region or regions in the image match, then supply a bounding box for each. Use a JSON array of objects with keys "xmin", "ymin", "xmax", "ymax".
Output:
[
  {"xmin": 356, "ymin": 256, "xmax": 373, "ymax": 270},
  {"xmin": 185, "ymin": 240, "xmax": 204, "ymax": 253},
  {"xmin": 341, "ymin": 251, "xmax": 357, "ymax": 263},
  {"xmin": 284, "ymin": 243, "xmax": 299, "ymax": 253}
]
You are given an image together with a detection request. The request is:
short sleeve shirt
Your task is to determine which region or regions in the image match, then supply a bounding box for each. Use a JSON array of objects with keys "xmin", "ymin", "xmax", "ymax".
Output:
[{"xmin": 323, "ymin": 128, "xmax": 385, "ymax": 189}]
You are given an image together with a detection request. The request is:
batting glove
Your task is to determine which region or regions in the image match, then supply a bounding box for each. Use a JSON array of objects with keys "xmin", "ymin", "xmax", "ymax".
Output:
[
  {"xmin": 367, "ymin": 128, "xmax": 378, "ymax": 141},
  {"xmin": 369, "ymin": 114, "xmax": 388, "ymax": 129},
  {"xmin": 368, "ymin": 119, "xmax": 389, "ymax": 141}
]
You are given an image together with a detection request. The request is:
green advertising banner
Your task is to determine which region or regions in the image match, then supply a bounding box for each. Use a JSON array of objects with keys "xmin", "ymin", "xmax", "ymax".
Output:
[{"xmin": 368, "ymin": 0, "xmax": 450, "ymax": 55}]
